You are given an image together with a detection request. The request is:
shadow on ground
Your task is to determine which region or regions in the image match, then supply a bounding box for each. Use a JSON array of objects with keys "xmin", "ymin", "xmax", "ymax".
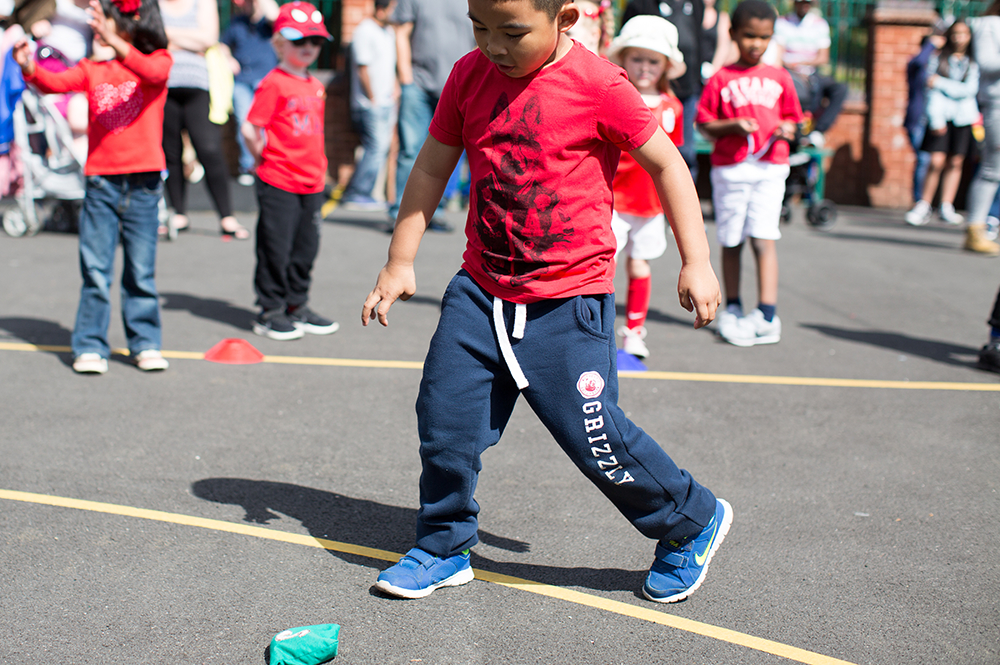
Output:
[
  {"xmin": 802, "ymin": 323, "xmax": 981, "ymax": 367},
  {"xmin": 0, "ymin": 317, "xmax": 72, "ymax": 346},
  {"xmin": 191, "ymin": 478, "xmax": 641, "ymax": 593},
  {"xmin": 160, "ymin": 293, "xmax": 256, "ymax": 331}
]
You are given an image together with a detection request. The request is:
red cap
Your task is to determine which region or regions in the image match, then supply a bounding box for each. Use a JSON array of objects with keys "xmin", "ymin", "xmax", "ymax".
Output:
[{"xmin": 274, "ymin": 2, "xmax": 331, "ymax": 40}]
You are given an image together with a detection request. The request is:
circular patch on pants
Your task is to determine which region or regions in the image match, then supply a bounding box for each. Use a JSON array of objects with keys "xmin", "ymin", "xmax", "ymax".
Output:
[{"xmin": 577, "ymin": 371, "xmax": 605, "ymax": 399}]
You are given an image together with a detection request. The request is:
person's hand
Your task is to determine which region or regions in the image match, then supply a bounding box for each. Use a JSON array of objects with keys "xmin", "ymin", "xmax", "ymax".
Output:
[
  {"xmin": 361, "ymin": 261, "xmax": 416, "ymax": 327},
  {"xmin": 775, "ymin": 120, "xmax": 797, "ymax": 141},
  {"xmin": 926, "ymin": 74, "xmax": 938, "ymax": 88},
  {"xmin": 931, "ymin": 126, "xmax": 947, "ymax": 137},
  {"xmin": 733, "ymin": 117, "xmax": 759, "ymax": 136},
  {"xmin": 12, "ymin": 39, "xmax": 36, "ymax": 76},
  {"xmin": 930, "ymin": 34, "xmax": 946, "ymax": 49},
  {"xmin": 677, "ymin": 260, "xmax": 721, "ymax": 329},
  {"xmin": 87, "ymin": 0, "xmax": 112, "ymax": 46}
]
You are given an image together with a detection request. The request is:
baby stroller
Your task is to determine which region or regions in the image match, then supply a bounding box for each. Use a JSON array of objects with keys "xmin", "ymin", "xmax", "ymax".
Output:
[
  {"xmin": 780, "ymin": 139, "xmax": 837, "ymax": 230},
  {"xmin": 1, "ymin": 53, "xmax": 86, "ymax": 237}
]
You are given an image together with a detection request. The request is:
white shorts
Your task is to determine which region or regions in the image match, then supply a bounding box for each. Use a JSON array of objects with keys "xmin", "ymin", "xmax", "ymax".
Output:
[
  {"xmin": 710, "ymin": 161, "xmax": 790, "ymax": 248},
  {"xmin": 612, "ymin": 210, "xmax": 668, "ymax": 261}
]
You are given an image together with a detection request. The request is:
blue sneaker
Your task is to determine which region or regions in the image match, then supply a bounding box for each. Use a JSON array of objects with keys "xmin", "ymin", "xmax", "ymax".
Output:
[
  {"xmin": 643, "ymin": 498, "xmax": 733, "ymax": 603},
  {"xmin": 375, "ymin": 547, "xmax": 474, "ymax": 599}
]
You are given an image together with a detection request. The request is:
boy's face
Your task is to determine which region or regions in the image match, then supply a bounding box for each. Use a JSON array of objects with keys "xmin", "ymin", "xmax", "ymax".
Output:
[
  {"xmin": 467, "ymin": 0, "xmax": 577, "ymax": 78},
  {"xmin": 730, "ymin": 17, "xmax": 773, "ymax": 66},
  {"xmin": 282, "ymin": 37, "xmax": 323, "ymax": 69}
]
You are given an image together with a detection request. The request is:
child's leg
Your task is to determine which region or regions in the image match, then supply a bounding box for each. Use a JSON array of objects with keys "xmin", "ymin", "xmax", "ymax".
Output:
[
  {"xmin": 71, "ymin": 177, "xmax": 123, "ymax": 359},
  {"xmin": 254, "ymin": 181, "xmax": 303, "ymax": 313},
  {"xmin": 519, "ymin": 293, "xmax": 716, "ymax": 544},
  {"xmin": 118, "ymin": 173, "xmax": 165, "ymax": 355},
  {"xmin": 625, "ymin": 258, "xmax": 651, "ymax": 329},
  {"xmin": 749, "ymin": 237, "xmax": 778, "ymax": 308},
  {"xmin": 415, "ymin": 272, "xmax": 521, "ymax": 557},
  {"xmin": 285, "ymin": 191, "xmax": 325, "ymax": 310},
  {"xmin": 720, "ymin": 245, "xmax": 742, "ymax": 305}
]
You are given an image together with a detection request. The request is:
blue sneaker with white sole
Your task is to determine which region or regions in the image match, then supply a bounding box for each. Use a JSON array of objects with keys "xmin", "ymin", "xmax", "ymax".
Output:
[
  {"xmin": 643, "ymin": 498, "xmax": 733, "ymax": 603},
  {"xmin": 375, "ymin": 547, "xmax": 474, "ymax": 599}
]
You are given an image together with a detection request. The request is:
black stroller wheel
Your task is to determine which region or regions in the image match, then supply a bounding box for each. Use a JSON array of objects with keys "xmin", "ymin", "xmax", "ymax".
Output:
[
  {"xmin": 780, "ymin": 202, "xmax": 793, "ymax": 224},
  {"xmin": 806, "ymin": 200, "xmax": 837, "ymax": 230}
]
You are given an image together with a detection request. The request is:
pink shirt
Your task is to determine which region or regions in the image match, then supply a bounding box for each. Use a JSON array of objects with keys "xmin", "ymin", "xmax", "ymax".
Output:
[
  {"xmin": 697, "ymin": 63, "xmax": 803, "ymax": 166},
  {"xmin": 430, "ymin": 43, "xmax": 658, "ymax": 303}
]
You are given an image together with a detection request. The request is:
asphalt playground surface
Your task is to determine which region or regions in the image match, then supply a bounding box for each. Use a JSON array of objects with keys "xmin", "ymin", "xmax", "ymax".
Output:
[{"xmin": 1, "ymin": 194, "xmax": 998, "ymax": 664}]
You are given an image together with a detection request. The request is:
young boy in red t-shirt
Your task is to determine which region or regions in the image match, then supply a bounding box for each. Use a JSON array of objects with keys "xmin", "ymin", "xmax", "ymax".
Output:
[
  {"xmin": 606, "ymin": 15, "xmax": 687, "ymax": 360},
  {"xmin": 242, "ymin": 1, "xmax": 338, "ymax": 340},
  {"xmin": 697, "ymin": 0, "xmax": 802, "ymax": 347},
  {"xmin": 362, "ymin": 0, "xmax": 732, "ymax": 604}
]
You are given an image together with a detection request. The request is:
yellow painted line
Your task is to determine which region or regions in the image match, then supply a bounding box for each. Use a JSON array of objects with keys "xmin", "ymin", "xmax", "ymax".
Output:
[
  {"xmin": 1, "ymin": 341, "xmax": 996, "ymax": 391},
  {"xmin": 1, "ymin": 488, "xmax": 856, "ymax": 665}
]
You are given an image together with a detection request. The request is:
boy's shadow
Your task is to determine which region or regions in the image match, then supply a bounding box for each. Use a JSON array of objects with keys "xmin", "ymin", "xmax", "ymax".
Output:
[
  {"xmin": 0, "ymin": 316, "xmax": 72, "ymax": 346},
  {"xmin": 159, "ymin": 293, "xmax": 256, "ymax": 330},
  {"xmin": 801, "ymin": 323, "xmax": 982, "ymax": 368},
  {"xmin": 191, "ymin": 478, "xmax": 642, "ymax": 593}
]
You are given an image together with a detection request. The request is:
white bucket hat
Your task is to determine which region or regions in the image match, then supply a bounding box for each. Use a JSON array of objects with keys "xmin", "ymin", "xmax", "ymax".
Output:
[{"xmin": 606, "ymin": 15, "xmax": 687, "ymax": 81}]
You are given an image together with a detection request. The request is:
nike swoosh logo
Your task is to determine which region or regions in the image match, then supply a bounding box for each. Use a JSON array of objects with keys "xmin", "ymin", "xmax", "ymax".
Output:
[{"xmin": 694, "ymin": 522, "xmax": 718, "ymax": 566}]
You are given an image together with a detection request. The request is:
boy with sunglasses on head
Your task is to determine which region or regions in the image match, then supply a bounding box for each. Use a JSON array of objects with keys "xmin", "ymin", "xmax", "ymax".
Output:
[
  {"xmin": 363, "ymin": 0, "xmax": 731, "ymax": 604},
  {"xmin": 242, "ymin": 1, "xmax": 339, "ymax": 340}
]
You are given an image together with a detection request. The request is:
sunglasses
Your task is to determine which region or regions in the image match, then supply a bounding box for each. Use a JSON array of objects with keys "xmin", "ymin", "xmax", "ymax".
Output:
[{"xmin": 290, "ymin": 36, "xmax": 326, "ymax": 47}]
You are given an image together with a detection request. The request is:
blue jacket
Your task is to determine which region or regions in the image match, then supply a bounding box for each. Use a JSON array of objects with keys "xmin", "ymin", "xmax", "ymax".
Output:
[{"xmin": 905, "ymin": 39, "xmax": 936, "ymax": 133}]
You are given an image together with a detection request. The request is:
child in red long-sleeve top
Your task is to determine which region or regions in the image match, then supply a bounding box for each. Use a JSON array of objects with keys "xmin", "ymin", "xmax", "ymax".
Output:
[{"xmin": 14, "ymin": 0, "xmax": 172, "ymax": 374}]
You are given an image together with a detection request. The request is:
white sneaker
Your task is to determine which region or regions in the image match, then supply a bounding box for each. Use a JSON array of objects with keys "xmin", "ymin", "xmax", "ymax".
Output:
[
  {"xmin": 715, "ymin": 304, "xmax": 744, "ymax": 343},
  {"xmin": 619, "ymin": 325, "xmax": 649, "ymax": 358},
  {"xmin": 73, "ymin": 353, "xmax": 108, "ymax": 374},
  {"xmin": 237, "ymin": 173, "xmax": 255, "ymax": 187},
  {"xmin": 134, "ymin": 349, "xmax": 169, "ymax": 371},
  {"xmin": 806, "ymin": 131, "xmax": 825, "ymax": 149},
  {"xmin": 741, "ymin": 309, "xmax": 782, "ymax": 346},
  {"xmin": 905, "ymin": 200, "xmax": 932, "ymax": 226},
  {"xmin": 939, "ymin": 202, "xmax": 964, "ymax": 225},
  {"xmin": 985, "ymin": 216, "xmax": 999, "ymax": 241}
]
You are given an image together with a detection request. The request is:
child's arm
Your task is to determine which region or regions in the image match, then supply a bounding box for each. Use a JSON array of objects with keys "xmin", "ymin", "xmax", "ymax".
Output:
[
  {"xmin": 12, "ymin": 39, "xmax": 87, "ymax": 93},
  {"xmin": 698, "ymin": 117, "xmax": 759, "ymax": 138},
  {"xmin": 240, "ymin": 121, "xmax": 265, "ymax": 163},
  {"xmin": 628, "ymin": 127, "xmax": 721, "ymax": 328},
  {"xmin": 362, "ymin": 135, "xmax": 463, "ymax": 327},
  {"xmin": 88, "ymin": 0, "xmax": 171, "ymax": 85}
]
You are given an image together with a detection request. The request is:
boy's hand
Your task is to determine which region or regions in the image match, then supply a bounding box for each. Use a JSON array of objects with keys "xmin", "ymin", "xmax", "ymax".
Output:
[
  {"xmin": 733, "ymin": 118, "xmax": 759, "ymax": 136},
  {"xmin": 775, "ymin": 121, "xmax": 797, "ymax": 141},
  {"xmin": 12, "ymin": 40, "xmax": 35, "ymax": 76},
  {"xmin": 362, "ymin": 262, "xmax": 416, "ymax": 327},
  {"xmin": 677, "ymin": 260, "xmax": 721, "ymax": 329}
]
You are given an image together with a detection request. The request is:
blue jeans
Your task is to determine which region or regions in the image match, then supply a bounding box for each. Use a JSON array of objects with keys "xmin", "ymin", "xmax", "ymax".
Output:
[
  {"xmin": 390, "ymin": 84, "xmax": 446, "ymax": 219},
  {"xmin": 907, "ymin": 122, "xmax": 931, "ymax": 203},
  {"xmin": 343, "ymin": 103, "xmax": 397, "ymax": 201},
  {"xmin": 72, "ymin": 172, "xmax": 164, "ymax": 359},
  {"xmin": 232, "ymin": 81, "xmax": 259, "ymax": 174}
]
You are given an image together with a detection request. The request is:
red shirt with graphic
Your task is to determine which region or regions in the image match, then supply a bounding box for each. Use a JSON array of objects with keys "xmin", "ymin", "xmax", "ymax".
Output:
[
  {"xmin": 27, "ymin": 46, "xmax": 171, "ymax": 176},
  {"xmin": 247, "ymin": 68, "xmax": 327, "ymax": 194},
  {"xmin": 430, "ymin": 42, "xmax": 658, "ymax": 303},
  {"xmin": 612, "ymin": 93, "xmax": 684, "ymax": 218},
  {"xmin": 696, "ymin": 63, "xmax": 802, "ymax": 166}
]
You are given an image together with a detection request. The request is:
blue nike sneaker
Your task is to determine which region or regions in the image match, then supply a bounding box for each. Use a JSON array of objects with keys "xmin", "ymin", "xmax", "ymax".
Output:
[
  {"xmin": 375, "ymin": 547, "xmax": 474, "ymax": 599},
  {"xmin": 643, "ymin": 498, "xmax": 733, "ymax": 603}
]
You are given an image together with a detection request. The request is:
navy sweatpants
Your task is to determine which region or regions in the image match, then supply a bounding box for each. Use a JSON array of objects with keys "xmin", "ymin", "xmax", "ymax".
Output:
[{"xmin": 414, "ymin": 271, "xmax": 717, "ymax": 558}]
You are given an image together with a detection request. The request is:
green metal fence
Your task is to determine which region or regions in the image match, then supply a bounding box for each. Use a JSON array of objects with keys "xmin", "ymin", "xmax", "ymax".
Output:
[{"xmin": 613, "ymin": 0, "xmax": 994, "ymax": 100}]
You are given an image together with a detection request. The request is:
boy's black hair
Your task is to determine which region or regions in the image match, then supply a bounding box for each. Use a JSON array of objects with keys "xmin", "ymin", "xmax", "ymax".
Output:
[
  {"xmin": 100, "ymin": 0, "xmax": 169, "ymax": 55},
  {"xmin": 493, "ymin": 0, "xmax": 567, "ymax": 20},
  {"xmin": 374, "ymin": 0, "xmax": 391, "ymax": 9},
  {"xmin": 730, "ymin": 0, "xmax": 777, "ymax": 30}
]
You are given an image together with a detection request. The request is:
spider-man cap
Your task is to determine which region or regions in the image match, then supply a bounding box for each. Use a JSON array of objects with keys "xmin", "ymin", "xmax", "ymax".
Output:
[{"xmin": 275, "ymin": 2, "xmax": 332, "ymax": 40}]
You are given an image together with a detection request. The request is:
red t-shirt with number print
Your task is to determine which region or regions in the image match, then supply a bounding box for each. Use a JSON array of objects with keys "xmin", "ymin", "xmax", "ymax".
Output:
[
  {"xmin": 429, "ymin": 42, "xmax": 659, "ymax": 304},
  {"xmin": 247, "ymin": 68, "xmax": 327, "ymax": 194}
]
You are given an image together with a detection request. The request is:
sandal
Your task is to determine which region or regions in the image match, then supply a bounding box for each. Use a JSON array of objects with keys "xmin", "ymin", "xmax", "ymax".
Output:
[{"xmin": 220, "ymin": 217, "xmax": 250, "ymax": 240}]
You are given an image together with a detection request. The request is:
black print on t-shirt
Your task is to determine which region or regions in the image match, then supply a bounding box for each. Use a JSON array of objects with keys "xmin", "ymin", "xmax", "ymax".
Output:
[{"xmin": 474, "ymin": 92, "xmax": 574, "ymax": 287}]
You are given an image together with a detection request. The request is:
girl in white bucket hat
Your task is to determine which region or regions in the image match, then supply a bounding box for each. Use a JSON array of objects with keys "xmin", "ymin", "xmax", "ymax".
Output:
[{"xmin": 606, "ymin": 15, "xmax": 687, "ymax": 361}]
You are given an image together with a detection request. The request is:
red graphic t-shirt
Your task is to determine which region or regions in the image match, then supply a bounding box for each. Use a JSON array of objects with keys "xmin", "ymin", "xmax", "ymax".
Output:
[
  {"xmin": 247, "ymin": 68, "xmax": 327, "ymax": 194},
  {"xmin": 430, "ymin": 43, "xmax": 658, "ymax": 303},
  {"xmin": 612, "ymin": 93, "xmax": 684, "ymax": 218},
  {"xmin": 696, "ymin": 63, "xmax": 802, "ymax": 166},
  {"xmin": 28, "ymin": 46, "xmax": 172, "ymax": 176}
]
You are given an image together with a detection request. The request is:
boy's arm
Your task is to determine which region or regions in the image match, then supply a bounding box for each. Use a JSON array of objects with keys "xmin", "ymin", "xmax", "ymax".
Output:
[
  {"xmin": 362, "ymin": 135, "xmax": 463, "ymax": 327},
  {"xmin": 628, "ymin": 128, "xmax": 720, "ymax": 328},
  {"xmin": 698, "ymin": 117, "xmax": 759, "ymax": 138},
  {"xmin": 240, "ymin": 121, "xmax": 265, "ymax": 163}
]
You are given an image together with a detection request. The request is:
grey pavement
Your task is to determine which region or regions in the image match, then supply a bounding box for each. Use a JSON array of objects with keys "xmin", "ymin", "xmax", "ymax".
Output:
[{"xmin": 0, "ymin": 197, "xmax": 998, "ymax": 664}]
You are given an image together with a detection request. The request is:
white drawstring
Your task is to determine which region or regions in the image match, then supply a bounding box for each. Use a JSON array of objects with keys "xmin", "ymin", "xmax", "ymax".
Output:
[{"xmin": 493, "ymin": 297, "xmax": 529, "ymax": 389}]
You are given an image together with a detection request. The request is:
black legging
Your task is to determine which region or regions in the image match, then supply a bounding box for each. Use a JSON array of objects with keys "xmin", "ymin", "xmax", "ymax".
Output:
[
  {"xmin": 989, "ymin": 286, "xmax": 1000, "ymax": 331},
  {"xmin": 162, "ymin": 87, "xmax": 232, "ymax": 219}
]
